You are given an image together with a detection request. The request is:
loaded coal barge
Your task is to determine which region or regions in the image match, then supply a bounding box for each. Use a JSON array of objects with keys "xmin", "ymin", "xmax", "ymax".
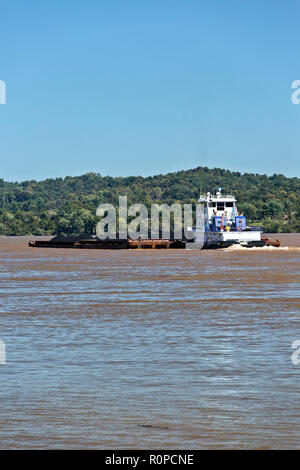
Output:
[{"xmin": 28, "ymin": 234, "xmax": 185, "ymax": 249}]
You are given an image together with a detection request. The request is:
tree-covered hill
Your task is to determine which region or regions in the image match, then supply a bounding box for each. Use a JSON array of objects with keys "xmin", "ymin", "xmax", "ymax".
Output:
[{"xmin": 0, "ymin": 167, "xmax": 299, "ymax": 235}]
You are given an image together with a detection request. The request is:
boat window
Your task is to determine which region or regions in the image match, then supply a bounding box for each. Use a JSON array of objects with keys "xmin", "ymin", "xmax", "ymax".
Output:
[
  {"xmin": 226, "ymin": 202, "xmax": 233, "ymax": 207},
  {"xmin": 217, "ymin": 202, "xmax": 224, "ymax": 210}
]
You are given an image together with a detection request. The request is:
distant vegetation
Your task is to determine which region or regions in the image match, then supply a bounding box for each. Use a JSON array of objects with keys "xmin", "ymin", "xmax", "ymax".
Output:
[{"xmin": 0, "ymin": 167, "xmax": 299, "ymax": 235}]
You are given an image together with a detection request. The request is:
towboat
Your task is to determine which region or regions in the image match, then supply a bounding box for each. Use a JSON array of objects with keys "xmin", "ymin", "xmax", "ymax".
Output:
[{"xmin": 187, "ymin": 188, "xmax": 279, "ymax": 249}]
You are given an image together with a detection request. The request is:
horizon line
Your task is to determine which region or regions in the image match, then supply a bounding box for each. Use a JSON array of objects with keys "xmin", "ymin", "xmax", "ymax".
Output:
[{"xmin": 1, "ymin": 165, "xmax": 298, "ymax": 184}]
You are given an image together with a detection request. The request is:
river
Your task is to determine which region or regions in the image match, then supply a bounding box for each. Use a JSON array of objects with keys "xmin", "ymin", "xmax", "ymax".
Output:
[{"xmin": 0, "ymin": 234, "xmax": 299, "ymax": 449}]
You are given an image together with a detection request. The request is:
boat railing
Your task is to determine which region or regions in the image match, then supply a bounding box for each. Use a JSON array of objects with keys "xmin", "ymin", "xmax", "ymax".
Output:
[{"xmin": 247, "ymin": 225, "xmax": 264, "ymax": 232}]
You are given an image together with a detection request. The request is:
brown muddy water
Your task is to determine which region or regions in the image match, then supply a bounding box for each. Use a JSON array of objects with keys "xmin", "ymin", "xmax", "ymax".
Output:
[{"xmin": 0, "ymin": 234, "xmax": 300, "ymax": 449}]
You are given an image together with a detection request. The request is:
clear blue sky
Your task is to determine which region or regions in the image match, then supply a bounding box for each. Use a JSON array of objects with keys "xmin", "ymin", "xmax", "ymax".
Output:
[{"xmin": 1, "ymin": 0, "xmax": 300, "ymax": 181}]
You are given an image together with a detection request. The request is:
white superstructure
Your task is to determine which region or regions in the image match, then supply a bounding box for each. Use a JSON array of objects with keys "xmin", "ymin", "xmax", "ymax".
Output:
[{"xmin": 188, "ymin": 187, "xmax": 263, "ymax": 249}]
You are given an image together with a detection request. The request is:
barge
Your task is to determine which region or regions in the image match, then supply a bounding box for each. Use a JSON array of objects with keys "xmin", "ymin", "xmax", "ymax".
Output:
[{"xmin": 29, "ymin": 236, "xmax": 185, "ymax": 249}]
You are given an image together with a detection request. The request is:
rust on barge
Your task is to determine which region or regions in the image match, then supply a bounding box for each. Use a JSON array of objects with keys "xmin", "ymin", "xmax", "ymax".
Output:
[
  {"xmin": 261, "ymin": 238, "xmax": 281, "ymax": 248},
  {"xmin": 28, "ymin": 235, "xmax": 185, "ymax": 249}
]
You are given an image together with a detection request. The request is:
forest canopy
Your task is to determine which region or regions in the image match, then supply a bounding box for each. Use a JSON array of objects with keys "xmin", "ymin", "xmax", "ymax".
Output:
[{"xmin": 0, "ymin": 167, "xmax": 299, "ymax": 235}]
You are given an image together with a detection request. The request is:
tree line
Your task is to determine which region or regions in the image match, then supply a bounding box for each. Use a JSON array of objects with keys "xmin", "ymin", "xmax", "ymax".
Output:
[{"xmin": 0, "ymin": 166, "xmax": 299, "ymax": 235}]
